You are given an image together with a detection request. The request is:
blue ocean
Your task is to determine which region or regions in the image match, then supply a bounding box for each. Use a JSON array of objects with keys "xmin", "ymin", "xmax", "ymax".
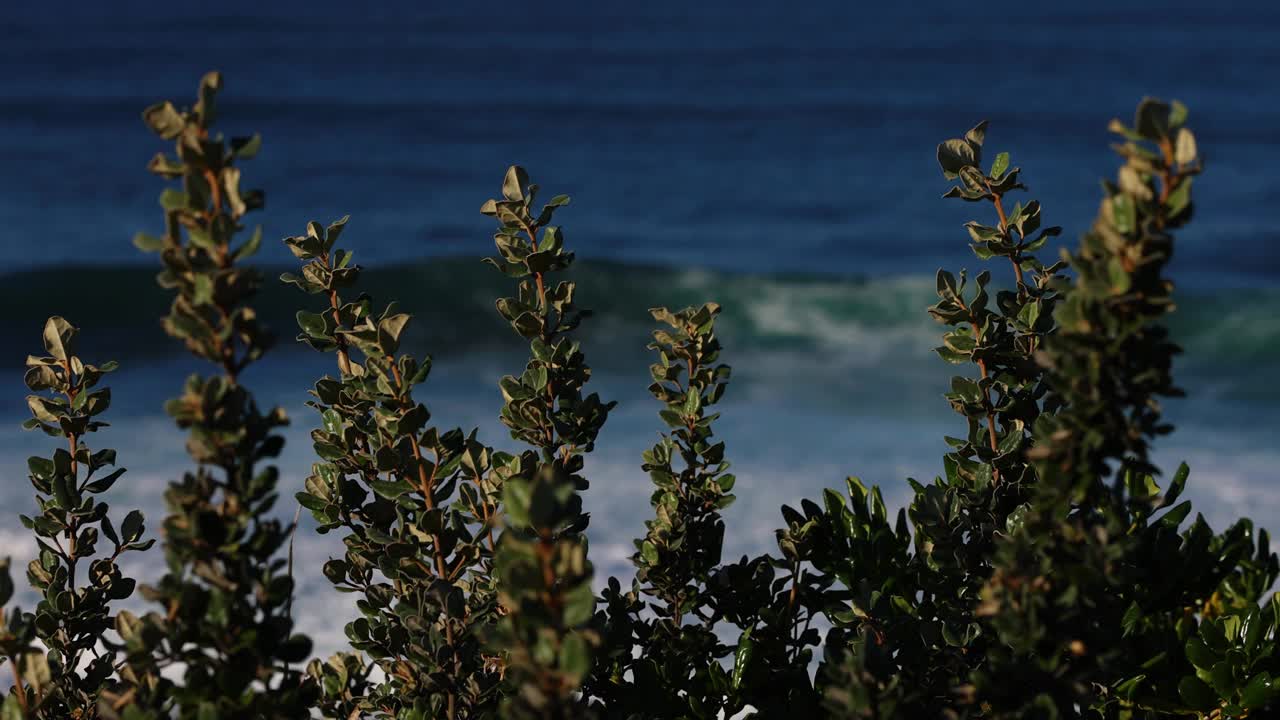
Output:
[{"xmin": 2, "ymin": 1, "xmax": 1278, "ymax": 656}]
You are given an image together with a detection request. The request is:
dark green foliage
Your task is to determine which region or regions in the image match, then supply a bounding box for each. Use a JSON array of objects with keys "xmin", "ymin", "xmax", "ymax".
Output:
[
  {"xmin": 112, "ymin": 71, "xmax": 316, "ymax": 718},
  {"xmin": 0, "ymin": 558, "xmax": 38, "ymax": 719},
  {"xmin": 586, "ymin": 301, "xmax": 829, "ymax": 717},
  {"xmin": 2, "ymin": 72, "xmax": 1275, "ymax": 720},
  {"xmin": 1031, "ymin": 97, "xmax": 1199, "ymax": 478},
  {"xmin": 285, "ymin": 216, "xmax": 505, "ymax": 719},
  {"xmin": 975, "ymin": 99, "xmax": 1280, "ymax": 718},
  {"xmin": 810, "ymin": 101, "xmax": 1280, "ymax": 720},
  {"xmin": 17, "ymin": 317, "xmax": 150, "ymax": 718},
  {"xmin": 481, "ymin": 167, "xmax": 614, "ymax": 719},
  {"xmin": 759, "ymin": 116, "xmax": 1073, "ymax": 719},
  {"xmin": 587, "ymin": 303, "xmax": 754, "ymax": 717}
]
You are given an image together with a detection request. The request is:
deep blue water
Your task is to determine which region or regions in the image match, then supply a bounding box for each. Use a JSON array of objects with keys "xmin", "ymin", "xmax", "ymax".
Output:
[
  {"xmin": 5, "ymin": 1, "xmax": 1280, "ymax": 281},
  {"xmin": 1, "ymin": 0, "xmax": 1278, "ymax": 656}
]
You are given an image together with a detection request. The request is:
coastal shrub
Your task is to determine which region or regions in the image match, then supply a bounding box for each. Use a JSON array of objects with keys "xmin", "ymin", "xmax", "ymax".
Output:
[
  {"xmin": 19, "ymin": 318, "xmax": 149, "ymax": 718},
  {"xmin": 285, "ymin": 212, "xmax": 504, "ymax": 718},
  {"xmin": 1, "ymin": 72, "xmax": 1275, "ymax": 720},
  {"xmin": 114, "ymin": 72, "xmax": 316, "ymax": 718}
]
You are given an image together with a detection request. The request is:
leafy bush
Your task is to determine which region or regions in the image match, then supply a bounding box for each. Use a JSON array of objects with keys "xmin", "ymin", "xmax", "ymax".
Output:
[
  {"xmin": 116, "ymin": 71, "xmax": 315, "ymax": 719},
  {"xmin": 1, "ymin": 73, "xmax": 1275, "ymax": 720},
  {"xmin": 19, "ymin": 318, "xmax": 149, "ymax": 718}
]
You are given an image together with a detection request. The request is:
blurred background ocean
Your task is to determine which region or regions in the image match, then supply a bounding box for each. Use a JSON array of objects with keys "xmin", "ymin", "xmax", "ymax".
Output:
[{"xmin": 2, "ymin": 0, "xmax": 1278, "ymax": 656}]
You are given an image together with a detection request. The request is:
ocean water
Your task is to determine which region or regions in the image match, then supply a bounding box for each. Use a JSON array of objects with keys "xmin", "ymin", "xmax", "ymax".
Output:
[{"xmin": 1, "ymin": 1, "xmax": 1279, "ymax": 658}]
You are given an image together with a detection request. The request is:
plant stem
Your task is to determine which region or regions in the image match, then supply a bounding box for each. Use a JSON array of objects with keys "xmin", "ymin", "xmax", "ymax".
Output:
[
  {"xmin": 10, "ymin": 656, "xmax": 27, "ymax": 713},
  {"xmin": 320, "ymin": 253, "xmax": 352, "ymax": 376},
  {"xmin": 389, "ymin": 360, "xmax": 459, "ymax": 720},
  {"xmin": 990, "ymin": 192, "xmax": 1026, "ymax": 296},
  {"xmin": 967, "ymin": 314, "xmax": 1002, "ymax": 483}
]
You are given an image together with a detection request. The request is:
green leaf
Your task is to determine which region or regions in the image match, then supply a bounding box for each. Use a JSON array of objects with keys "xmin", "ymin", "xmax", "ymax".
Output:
[
  {"xmin": 195, "ymin": 70, "xmax": 222, "ymax": 127},
  {"xmin": 141, "ymin": 101, "xmax": 185, "ymax": 139},
  {"xmin": 1175, "ymin": 128, "xmax": 1198, "ymax": 166},
  {"xmin": 231, "ymin": 133, "xmax": 262, "ymax": 159},
  {"xmin": 1165, "ymin": 176, "xmax": 1193, "ymax": 219},
  {"xmin": 563, "ymin": 581, "xmax": 595, "ymax": 627},
  {"xmin": 525, "ymin": 366, "xmax": 548, "ymax": 391},
  {"xmin": 24, "ymin": 365, "xmax": 59, "ymax": 392},
  {"xmin": 732, "ymin": 628, "xmax": 754, "ymax": 690},
  {"xmin": 1157, "ymin": 500, "xmax": 1193, "ymax": 529},
  {"xmin": 950, "ymin": 376, "xmax": 983, "ymax": 405},
  {"xmin": 1134, "ymin": 97, "xmax": 1171, "ymax": 139},
  {"xmin": 377, "ymin": 313, "xmax": 412, "ymax": 355},
  {"xmin": 296, "ymin": 492, "xmax": 328, "ymax": 512},
  {"xmin": 1178, "ymin": 675, "xmax": 1219, "ymax": 711},
  {"xmin": 85, "ymin": 466, "xmax": 126, "ymax": 491},
  {"xmin": 1185, "ymin": 635, "xmax": 1216, "ymax": 670},
  {"xmin": 1241, "ymin": 671, "xmax": 1274, "ymax": 709},
  {"xmin": 1107, "ymin": 257, "xmax": 1132, "ymax": 294},
  {"xmin": 232, "ymin": 225, "xmax": 263, "ymax": 261},
  {"xmin": 959, "ymin": 165, "xmax": 987, "ymax": 194},
  {"xmin": 1209, "ymin": 659, "xmax": 1238, "ymax": 697},
  {"xmin": 502, "ymin": 165, "xmax": 529, "ymax": 202},
  {"xmin": 115, "ymin": 609, "xmax": 142, "ymax": 641},
  {"xmin": 682, "ymin": 388, "xmax": 701, "ymax": 416},
  {"xmin": 640, "ymin": 541, "xmax": 659, "ymax": 566},
  {"xmin": 296, "ymin": 311, "xmax": 329, "ymax": 338},
  {"xmin": 159, "ymin": 188, "xmax": 189, "ymax": 212},
  {"xmin": 504, "ymin": 481, "xmax": 532, "ymax": 528},
  {"xmin": 84, "ymin": 388, "xmax": 111, "ymax": 416},
  {"xmin": 42, "ymin": 316, "xmax": 76, "ymax": 361},
  {"xmin": 938, "ymin": 138, "xmax": 976, "ymax": 179},
  {"xmin": 27, "ymin": 456, "xmax": 55, "ymax": 481},
  {"xmin": 1, "ymin": 693, "xmax": 23, "ymax": 720},
  {"xmin": 990, "ymin": 151, "xmax": 1010, "ymax": 178},
  {"xmin": 27, "ymin": 396, "xmax": 63, "ymax": 424},
  {"xmin": 133, "ymin": 232, "xmax": 165, "ymax": 252},
  {"xmin": 324, "ymin": 215, "xmax": 350, "ymax": 251},
  {"xmin": 121, "ymin": 509, "xmax": 145, "ymax": 542},
  {"xmin": 964, "ymin": 121, "xmax": 988, "ymax": 148},
  {"xmin": 1160, "ymin": 462, "xmax": 1190, "ymax": 509},
  {"xmin": 1111, "ymin": 194, "xmax": 1136, "ymax": 234},
  {"xmin": 0, "ymin": 564, "xmax": 12, "ymax": 608},
  {"xmin": 368, "ymin": 479, "xmax": 413, "ymax": 500},
  {"xmin": 21, "ymin": 653, "xmax": 50, "ymax": 692},
  {"xmin": 560, "ymin": 631, "xmax": 590, "ymax": 681}
]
